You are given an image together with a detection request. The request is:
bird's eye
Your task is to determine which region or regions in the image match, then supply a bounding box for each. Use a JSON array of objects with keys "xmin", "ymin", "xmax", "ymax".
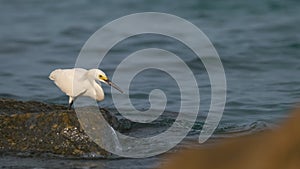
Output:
[{"xmin": 99, "ymin": 75, "xmax": 102, "ymax": 78}]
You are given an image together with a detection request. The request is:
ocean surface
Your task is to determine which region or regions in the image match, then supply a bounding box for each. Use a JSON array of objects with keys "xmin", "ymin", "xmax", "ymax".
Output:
[{"xmin": 0, "ymin": 0, "xmax": 299, "ymax": 168}]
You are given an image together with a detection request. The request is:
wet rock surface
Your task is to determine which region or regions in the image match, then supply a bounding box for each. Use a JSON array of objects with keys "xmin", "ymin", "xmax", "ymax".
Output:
[{"xmin": 0, "ymin": 98, "xmax": 131, "ymax": 157}]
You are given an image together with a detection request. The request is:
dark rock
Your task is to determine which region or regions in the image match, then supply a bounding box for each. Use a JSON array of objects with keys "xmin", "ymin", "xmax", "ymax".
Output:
[{"xmin": 0, "ymin": 98, "xmax": 131, "ymax": 157}]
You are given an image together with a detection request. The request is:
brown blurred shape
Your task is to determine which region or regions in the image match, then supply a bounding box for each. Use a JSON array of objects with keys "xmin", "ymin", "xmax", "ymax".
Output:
[{"xmin": 160, "ymin": 108, "xmax": 300, "ymax": 169}]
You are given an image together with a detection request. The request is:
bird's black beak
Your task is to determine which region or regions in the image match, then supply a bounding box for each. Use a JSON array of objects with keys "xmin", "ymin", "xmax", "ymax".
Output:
[{"xmin": 105, "ymin": 79, "xmax": 124, "ymax": 93}]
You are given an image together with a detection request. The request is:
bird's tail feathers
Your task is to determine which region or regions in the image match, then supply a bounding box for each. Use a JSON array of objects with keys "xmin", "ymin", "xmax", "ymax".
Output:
[{"xmin": 49, "ymin": 69, "xmax": 62, "ymax": 80}]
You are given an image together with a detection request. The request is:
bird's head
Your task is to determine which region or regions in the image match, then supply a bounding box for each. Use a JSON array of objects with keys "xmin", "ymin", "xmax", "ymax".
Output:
[{"xmin": 90, "ymin": 69, "xmax": 124, "ymax": 93}]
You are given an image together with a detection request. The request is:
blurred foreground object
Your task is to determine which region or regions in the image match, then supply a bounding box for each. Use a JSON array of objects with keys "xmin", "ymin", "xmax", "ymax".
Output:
[{"xmin": 161, "ymin": 108, "xmax": 300, "ymax": 169}]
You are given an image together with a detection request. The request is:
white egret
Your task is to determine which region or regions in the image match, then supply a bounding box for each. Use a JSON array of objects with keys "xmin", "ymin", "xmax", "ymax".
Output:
[{"xmin": 49, "ymin": 68, "xmax": 123, "ymax": 109}]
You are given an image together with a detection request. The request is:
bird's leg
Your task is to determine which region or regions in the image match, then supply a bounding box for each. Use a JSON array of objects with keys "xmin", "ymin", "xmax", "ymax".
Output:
[
  {"xmin": 68, "ymin": 97, "xmax": 74, "ymax": 110},
  {"xmin": 68, "ymin": 101, "xmax": 73, "ymax": 110}
]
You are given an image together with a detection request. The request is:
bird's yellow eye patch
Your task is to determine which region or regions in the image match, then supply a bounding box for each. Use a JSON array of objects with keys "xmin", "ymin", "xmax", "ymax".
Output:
[{"xmin": 99, "ymin": 74, "xmax": 108, "ymax": 81}]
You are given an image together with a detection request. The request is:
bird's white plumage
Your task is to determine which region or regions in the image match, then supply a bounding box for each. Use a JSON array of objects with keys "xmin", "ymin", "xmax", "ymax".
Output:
[
  {"xmin": 50, "ymin": 68, "xmax": 91, "ymax": 97},
  {"xmin": 50, "ymin": 68, "xmax": 120, "ymax": 109}
]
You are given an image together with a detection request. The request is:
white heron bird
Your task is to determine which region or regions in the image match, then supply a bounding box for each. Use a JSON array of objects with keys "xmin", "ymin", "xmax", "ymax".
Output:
[{"xmin": 49, "ymin": 68, "xmax": 123, "ymax": 109}]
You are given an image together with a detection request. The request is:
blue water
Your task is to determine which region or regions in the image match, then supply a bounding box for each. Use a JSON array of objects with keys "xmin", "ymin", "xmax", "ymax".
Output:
[{"xmin": 0, "ymin": 0, "xmax": 299, "ymax": 168}]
